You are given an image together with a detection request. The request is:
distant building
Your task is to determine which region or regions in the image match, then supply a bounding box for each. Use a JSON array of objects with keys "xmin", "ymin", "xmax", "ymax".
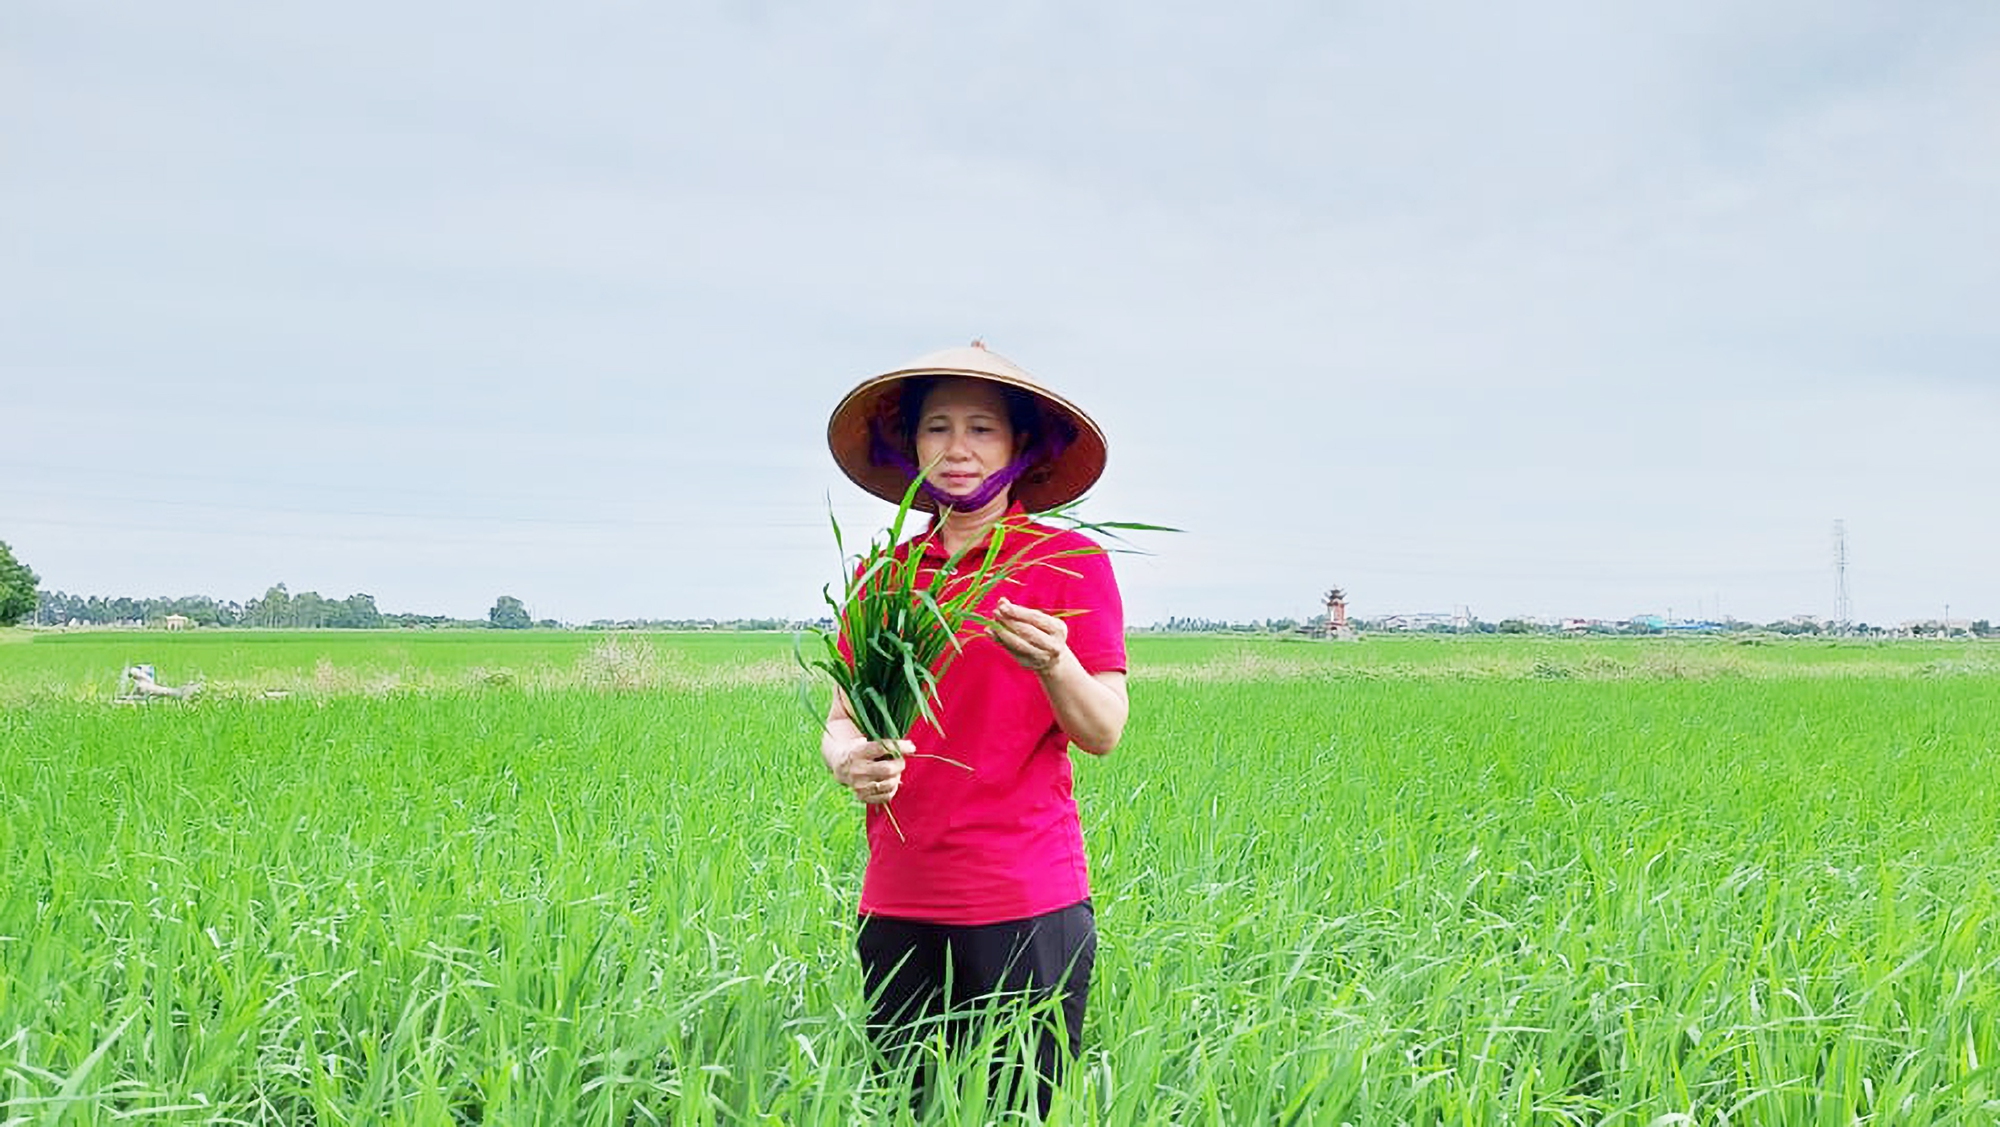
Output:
[
  {"xmin": 1378, "ymin": 612, "xmax": 1458, "ymax": 632},
  {"xmin": 161, "ymin": 614, "xmax": 192, "ymax": 631},
  {"xmin": 1898, "ymin": 618, "xmax": 1977, "ymax": 637}
]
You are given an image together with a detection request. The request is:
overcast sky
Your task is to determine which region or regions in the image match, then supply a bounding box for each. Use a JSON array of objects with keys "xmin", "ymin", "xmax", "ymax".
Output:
[{"xmin": 5, "ymin": 2, "xmax": 1995, "ymax": 627}]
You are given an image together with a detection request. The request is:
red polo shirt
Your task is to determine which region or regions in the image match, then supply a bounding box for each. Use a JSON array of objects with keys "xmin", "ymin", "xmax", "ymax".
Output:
[{"xmin": 850, "ymin": 505, "xmax": 1127, "ymax": 926}]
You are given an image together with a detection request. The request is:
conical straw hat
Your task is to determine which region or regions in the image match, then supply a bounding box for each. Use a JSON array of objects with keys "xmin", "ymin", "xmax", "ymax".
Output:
[{"xmin": 827, "ymin": 342, "xmax": 1107, "ymax": 512}]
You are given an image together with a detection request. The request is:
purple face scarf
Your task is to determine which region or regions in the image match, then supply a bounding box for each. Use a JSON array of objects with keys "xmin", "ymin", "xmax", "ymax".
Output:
[{"xmin": 867, "ymin": 418, "xmax": 1070, "ymax": 512}]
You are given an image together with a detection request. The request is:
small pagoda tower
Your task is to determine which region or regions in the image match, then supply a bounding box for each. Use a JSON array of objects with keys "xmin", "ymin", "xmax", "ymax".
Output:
[{"xmin": 1323, "ymin": 586, "xmax": 1357, "ymax": 640}]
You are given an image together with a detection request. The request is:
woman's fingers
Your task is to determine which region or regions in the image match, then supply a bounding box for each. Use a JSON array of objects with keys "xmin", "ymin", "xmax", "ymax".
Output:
[
  {"xmin": 838, "ymin": 740, "xmax": 907, "ymax": 803},
  {"xmin": 990, "ymin": 622, "xmax": 1044, "ymax": 659},
  {"xmin": 991, "ymin": 600, "xmax": 1066, "ymax": 672},
  {"xmin": 991, "ymin": 625, "xmax": 1055, "ymax": 669},
  {"xmin": 849, "ymin": 745, "xmax": 904, "ymax": 780},
  {"xmin": 853, "ymin": 755, "xmax": 902, "ymax": 804},
  {"xmin": 837, "ymin": 741, "xmax": 893, "ymax": 780},
  {"xmin": 995, "ymin": 598, "xmax": 1063, "ymax": 631}
]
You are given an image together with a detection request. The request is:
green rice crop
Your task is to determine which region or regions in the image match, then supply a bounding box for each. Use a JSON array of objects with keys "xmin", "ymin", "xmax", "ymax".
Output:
[{"xmin": 2, "ymin": 631, "xmax": 1997, "ymax": 1123}]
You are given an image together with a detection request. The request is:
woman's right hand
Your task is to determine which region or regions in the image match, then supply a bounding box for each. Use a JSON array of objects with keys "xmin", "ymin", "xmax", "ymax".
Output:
[{"xmin": 831, "ymin": 738, "xmax": 912, "ymax": 805}]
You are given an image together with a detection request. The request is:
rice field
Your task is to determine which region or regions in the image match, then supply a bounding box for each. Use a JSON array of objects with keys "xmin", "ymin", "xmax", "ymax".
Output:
[{"xmin": 3, "ymin": 630, "xmax": 1997, "ymax": 1124}]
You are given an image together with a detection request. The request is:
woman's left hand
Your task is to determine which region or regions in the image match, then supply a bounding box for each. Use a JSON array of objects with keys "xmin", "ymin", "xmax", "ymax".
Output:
[{"xmin": 990, "ymin": 598, "xmax": 1068, "ymax": 674}]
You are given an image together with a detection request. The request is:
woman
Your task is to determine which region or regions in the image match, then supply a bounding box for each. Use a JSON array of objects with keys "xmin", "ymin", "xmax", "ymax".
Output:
[{"xmin": 821, "ymin": 342, "xmax": 1129, "ymax": 1112}]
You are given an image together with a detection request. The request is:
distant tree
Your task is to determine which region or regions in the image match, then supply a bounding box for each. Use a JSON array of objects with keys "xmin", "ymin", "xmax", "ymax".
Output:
[
  {"xmin": 1497, "ymin": 618, "xmax": 1533, "ymax": 634},
  {"xmin": 1761, "ymin": 619, "xmax": 1817, "ymax": 636},
  {"xmin": 291, "ymin": 590, "xmax": 330, "ymax": 629},
  {"xmin": 174, "ymin": 596, "xmax": 225, "ymax": 627},
  {"xmin": 144, "ymin": 595, "xmax": 223, "ymax": 627},
  {"xmin": 0, "ymin": 541, "xmax": 39, "ymax": 626},
  {"xmin": 489, "ymin": 595, "xmax": 532, "ymax": 630},
  {"xmin": 385, "ymin": 612, "xmax": 453, "ymax": 629},
  {"xmin": 248, "ymin": 584, "xmax": 291, "ymax": 628},
  {"xmin": 334, "ymin": 593, "xmax": 383, "ymax": 629}
]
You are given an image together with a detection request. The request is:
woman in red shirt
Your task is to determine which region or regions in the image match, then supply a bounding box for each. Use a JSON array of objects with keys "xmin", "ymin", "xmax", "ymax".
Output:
[{"xmin": 821, "ymin": 343, "xmax": 1129, "ymax": 1113}]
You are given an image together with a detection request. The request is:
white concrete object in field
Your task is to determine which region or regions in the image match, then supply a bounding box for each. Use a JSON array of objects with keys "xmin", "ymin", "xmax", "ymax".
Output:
[{"xmin": 118, "ymin": 664, "xmax": 201, "ymax": 701}]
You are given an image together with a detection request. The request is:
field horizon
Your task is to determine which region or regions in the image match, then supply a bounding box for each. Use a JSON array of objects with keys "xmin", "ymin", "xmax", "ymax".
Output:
[{"xmin": 4, "ymin": 627, "xmax": 1997, "ymax": 705}]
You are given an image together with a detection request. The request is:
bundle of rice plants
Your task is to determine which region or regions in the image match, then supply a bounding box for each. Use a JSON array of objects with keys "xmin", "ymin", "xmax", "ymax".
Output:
[{"xmin": 801, "ymin": 472, "xmax": 1169, "ymax": 836}]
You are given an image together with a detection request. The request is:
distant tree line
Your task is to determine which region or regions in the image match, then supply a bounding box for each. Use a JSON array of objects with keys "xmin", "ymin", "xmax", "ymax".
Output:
[
  {"xmin": 32, "ymin": 584, "xmax": 552, "ymax": 630},
  {"xmin": 584, "ymin": 617, "xmax": 816, "ymax": 632},
  {"xmin": 1141, "ymin": 616, "xmax": 1305, "ymax": 634},
  {"xmin": 1140, "ymin": 614, "xmax": 1995, "ymax": 638},
  {"xmin": 41, "ymin": 585, "xmax": 395, "ymax": 628}
]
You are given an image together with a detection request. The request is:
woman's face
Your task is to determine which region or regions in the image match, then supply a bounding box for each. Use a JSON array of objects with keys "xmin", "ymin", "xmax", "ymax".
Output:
[{"xmin": 913, "ymin": 378, "xmax": 1021, "ymax": 501}]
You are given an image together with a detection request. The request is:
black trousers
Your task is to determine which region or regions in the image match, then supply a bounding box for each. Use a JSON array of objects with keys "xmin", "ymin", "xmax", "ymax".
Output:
[{"xmin": 856, "ymin": 899, "xmax": 1096, "ymax": 1114}]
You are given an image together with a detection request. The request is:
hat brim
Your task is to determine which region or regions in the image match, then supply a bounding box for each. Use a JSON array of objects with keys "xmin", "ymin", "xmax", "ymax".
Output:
[{"xmin": 827, "ymin": 346, "xmax": 1107, "ymax": 513}]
